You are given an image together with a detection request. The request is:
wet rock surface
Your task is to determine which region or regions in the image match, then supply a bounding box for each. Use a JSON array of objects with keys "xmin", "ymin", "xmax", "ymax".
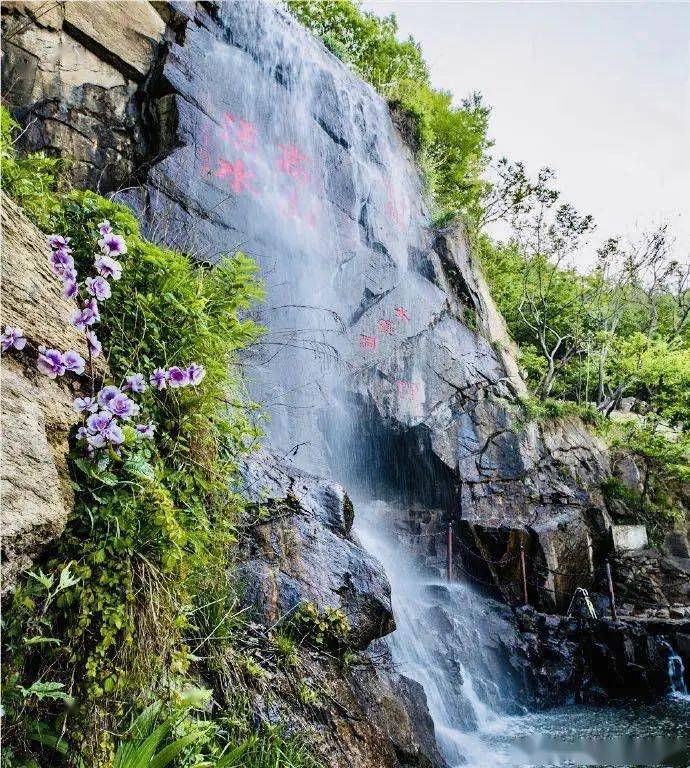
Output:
[
  {"xmin": 237, "ymin": 451, "xmax": 395, "ymax": 650},
  {"xmin": 235, "ymin": 452, "xmax": 446, "ymax": 767},
  {"xmin": 512, "ymin": 607, "xmax": 690, "ymax": 705}
]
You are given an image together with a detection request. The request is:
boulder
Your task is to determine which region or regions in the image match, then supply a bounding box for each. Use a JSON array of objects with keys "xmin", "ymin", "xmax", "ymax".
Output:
[
  {"xmin": 513, "ymin": 607, "xmax": 686, "ymax": 703},
  {"xmin": 1, "ymin": 0, "xmax": 164, "ymax": 191},
  {"xmin": 237, "ymin": 451, "xmax": 394, "ymax": 650}
]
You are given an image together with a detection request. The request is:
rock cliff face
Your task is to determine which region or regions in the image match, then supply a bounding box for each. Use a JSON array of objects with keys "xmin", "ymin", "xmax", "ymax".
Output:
[
  {"xmin": 0, "ymin": 195, "xmax": 97, "ymax": 590},
  {"xmin": 1, "ymin": 3, "xmax": 616, "ymax": 606},
  {"xmin": 3, "ymin": 1, "xmax": 687, "ymax": 764}
]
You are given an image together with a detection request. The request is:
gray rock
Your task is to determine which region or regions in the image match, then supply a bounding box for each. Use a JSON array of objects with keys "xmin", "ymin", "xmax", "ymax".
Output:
[
  {"xmin": 0, "ymin": 195, "xmax": 101, "ymax": 590},
  {"xmin": 236, "ymin": 451, "xmax": 394, "ymax": 650}
]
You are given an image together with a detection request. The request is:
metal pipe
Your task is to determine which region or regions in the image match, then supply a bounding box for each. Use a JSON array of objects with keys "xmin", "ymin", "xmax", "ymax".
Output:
[
  {"xmin": 606, "ymin": 559, "xmax": 618, "ymax": 621},
  {"xmin": 447, "ymin": 522, "xmax": 453, "ymax": 582},
  {"xmin": 520, "ymin": 541, "xmax": 529, "ymax": 605}
]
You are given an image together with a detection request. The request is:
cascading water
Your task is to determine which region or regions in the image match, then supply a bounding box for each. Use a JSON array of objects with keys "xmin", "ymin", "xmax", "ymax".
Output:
[
  {"xmin": 661, "ymin": 638, "xmax": 690, "ymax": 699},
  {"xmin": 354, "ymin": 501, "xmax": 525, "ymax": 767},
  {"xmin": 185, "ymin": 4, "xmax": 521, "ymax": 761},
  {"xmin": 163, "ymin": 2, "xmax": 690, "ymax": 765}
]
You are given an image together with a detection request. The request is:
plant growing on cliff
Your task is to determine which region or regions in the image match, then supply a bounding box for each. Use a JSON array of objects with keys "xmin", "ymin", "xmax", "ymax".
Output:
[
  {"xmin": 0, "ymin": 173, "xmax": 266, "ymax": 765},
  {"xmin": 284, "ymin": 603, "xmax": 351, "ymax": 649},
  {"xmin": 0, "ymin": 108, "xmax": 65, "ymax": 230}
]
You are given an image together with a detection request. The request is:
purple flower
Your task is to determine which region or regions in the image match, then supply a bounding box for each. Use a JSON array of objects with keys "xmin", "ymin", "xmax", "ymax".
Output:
[
  {"xmin": 94, "ymin": 255, "xmax": 122, "ymax": 281},
  {"xmin": 87, "ymin": 410, "xmax": 113, "ymax": 433},
  {"xmin": 124, "ymin": 373, "xmax": 147, "ymax": 393},
  {"xmin": 150, "ymin": 368, "xmax": 168, "ymax": 391},
  {"xmin": 136, "ymin": 423, "xmax": 155, "ymax": 439},
  {"xmin": 87, "ymin": 432, "xmax": 108, "ymax": 450},
  {"xmin": 62, "ymin": 350, "xmax": 86, "ymax": 375},
  {"xmin": 85, "ymin": 276, "xmax": 111, "ymax": 301},
  {"xmin": 86, "ymin": 298, "xmax": 101, "ymax": 322},
  {"xmin": 73, "ymin": 396, "xmax": 98, "ymax": 414},
  {"xmin": 187, "ymin": 363, "xmax": 206, "ymax": 385},
  {"xmin": 106, "ymin": 392, "xmax": 139, "ymax": 420},
  {"xmin": 167, "ymin": 366, "xmax": 189, "ymax": 388},
  {"xmin": 62, "ymin": 278, "xmax": 78, "ymax": 300},
  {"xmin": 76, "ymin": 426, "xmax": 89, "ymax": 440},
  {"xmin": 49, "ymin": 249, "xmax": 75, "ymax": 278},
  {"xmin": 97, "ymin": 385, "xmax": 121, "ymax": 408},
  {"xmin": 48, "ymin": 234, "xmax": 71, "ymax": 251},
  {"xmin": 105, "ymin": 422, "xmax": 125, "ymax": 446},
  {"xmin": 86, "ymin": 331, "xmax": 102, "ymax": 358},
  {"xmin": 70, "ymin": 301, "xmax": 99, "ymax": 331},
  {"xmin": 37, "ymin": 347, "xmax": 66, "ymax": 378},
  {"xmin": 98, "ymin": 233, "xmax": 127, "ymax": 257},
  {"xmin": 1, "ymin": 326, "xmax": 27, "ymax": 352},
  {"xmin": 98, "ymin": 220, "xmax": 112, "ymax": 236}
]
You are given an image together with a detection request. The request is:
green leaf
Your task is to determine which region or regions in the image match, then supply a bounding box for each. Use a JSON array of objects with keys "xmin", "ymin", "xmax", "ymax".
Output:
[
  {"xmin": 58, "ymin": 563, "xmax": 80, "ymax": 591},
  {"xmin": 148, "ymin": 731, "xmax": 203, "ymax": 768},
  {"xmin": 19, "ymin": 681, "xmax": 71, "ymax": 702},
  {"xmin": 216, "ymin": 737, "xmax": 256, "ymax": 767},
  {"xmin": 28, "ymin": 569, "xmax": 53, "ymax": 590},
  {"xmin": 123, "ymin": 455, "xmax": 157, "ymax": 482}
]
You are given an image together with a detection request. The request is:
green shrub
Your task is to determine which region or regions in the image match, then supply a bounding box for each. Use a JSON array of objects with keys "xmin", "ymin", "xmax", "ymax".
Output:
[
  {"xmin": 0, "ymin": 108, "xmax": 65, "ymax": 230},
  {"xmin": 284, "ymin": 603, "xmax": 351, "ymax": 649},
  {"xmin": 602, "ymin": 424, "xmax": 688, "ymax": 546}
]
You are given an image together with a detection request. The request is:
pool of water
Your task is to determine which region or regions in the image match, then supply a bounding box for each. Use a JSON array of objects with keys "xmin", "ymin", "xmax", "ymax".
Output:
[{"xmin": 453, "ymin": 695, "xmax": 690, "ymax": 767}]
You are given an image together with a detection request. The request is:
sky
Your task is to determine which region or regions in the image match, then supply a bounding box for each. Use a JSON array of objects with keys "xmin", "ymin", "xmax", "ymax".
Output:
[{"xmin": 362, "ymin": 0, "xmax": 689, "ymax": 268}]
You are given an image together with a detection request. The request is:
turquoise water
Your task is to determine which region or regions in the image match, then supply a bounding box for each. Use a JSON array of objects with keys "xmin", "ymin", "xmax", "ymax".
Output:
[{"xmin": 459, "ymin": 696, "xmax": 690, "ymax": 767}]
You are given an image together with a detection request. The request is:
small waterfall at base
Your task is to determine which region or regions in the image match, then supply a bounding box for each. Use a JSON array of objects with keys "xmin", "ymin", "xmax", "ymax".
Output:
[
  {"xmin": 661, "ymin": 638, "xmax": 690, "ymax": 699},
  {"xmin": 354, "ymin": 500, "xmax": 526, "ymax": 768}
]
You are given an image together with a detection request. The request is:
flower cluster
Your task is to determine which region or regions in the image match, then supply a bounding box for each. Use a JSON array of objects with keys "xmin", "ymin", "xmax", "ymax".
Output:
[
  {"xmin": 2, "ymin": 219, "xmax": 206, "ymax": 456},
  {"xmin": 149, "ymin": 363, "xmax": 206, "ymax": 391},
  {"xmin": 74, "ymin": 384, "xmax": 149, "ymax": 451},
  {"xmin": 42, "ymin": 233, "xmax": 102, "ymax": 373},
  {"xmin": 1, "ymin": 326, "xmax": 26, "ymax": 352}
]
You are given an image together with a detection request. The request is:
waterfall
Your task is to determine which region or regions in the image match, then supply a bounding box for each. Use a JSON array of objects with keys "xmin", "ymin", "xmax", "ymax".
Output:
[
  {"xmin": 354, "ymin": 501, "xmax": 524, "ymax": 767},
  {"xmin": 661, "ymin": 638, "xmax": 690, "ymax": 699},
  {"xmin": 186, "ymin": 3, "xmax": 522, "ymax": 764}
]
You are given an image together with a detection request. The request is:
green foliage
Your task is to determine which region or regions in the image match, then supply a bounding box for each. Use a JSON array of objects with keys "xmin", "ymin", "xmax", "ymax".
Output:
[
  {"xmin": 515, "ymin": 395, "xmax": 605, "ymax": 428},
  {"xmin": 284, "ymin": 603, "xmax": 351, "ymax": 649},
  {"xmin": 0, "ymin": 108, "xmax": 66, "ymax": 230},
  {"xmin": 286, "ymin": 0, "xmax": 491, "ymax": 221},
  {"xmin": 0, "ymin": 114, "xmax": 272, "ymax": 766},
  {"xmin": 602, "ymin": 423, "xmax": 689, "ymax": 546},
  {"xmin": 112, "ymin": 703, "xmax": 204, "ymax": 768},
  {"xmin": 271, "ymin": 633, "xmax": 298, "ymax": 667}
]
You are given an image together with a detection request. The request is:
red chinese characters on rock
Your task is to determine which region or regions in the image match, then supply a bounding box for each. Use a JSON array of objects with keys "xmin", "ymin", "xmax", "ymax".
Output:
[
  {"xmin": 277, "ymin": 143, "xmax": 311, "ymax": 186},
  {"xmin": 215, "ymin": 159, "xmax": 256, "ymax": 194},
  {"xmin": 378, "ymin": 319, "xmax": 395, "ymax": 336},
  {"xmin": 395, "ymin": 306, "xmax": 410, "ymax": 322},
  {"xmin": 385, "ymin": 179, "xmax": 409, "ymax": 228},
  {"xmin": 396, "ymin": 380, "xmax": 420, "ymax": 401},
  {"xmin": 220, "ymin": 113, "xmax": 258, "ymax": 153},
  {"xmin": 359, "ymin": 334, "xmax": 378, "ymax": 350},
  {"xmin": 279, "ymin": 188, "xmax": 318, "ymax": 229}
]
